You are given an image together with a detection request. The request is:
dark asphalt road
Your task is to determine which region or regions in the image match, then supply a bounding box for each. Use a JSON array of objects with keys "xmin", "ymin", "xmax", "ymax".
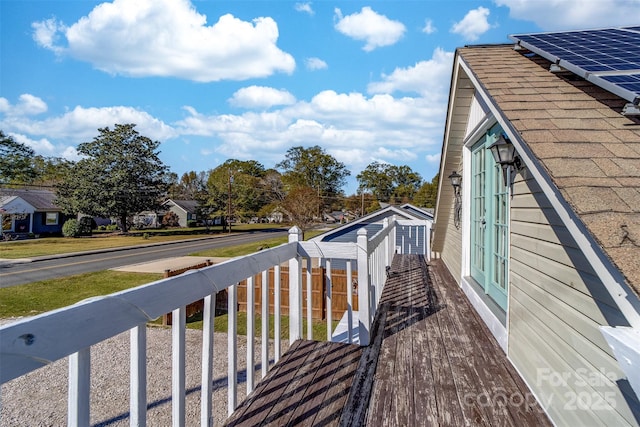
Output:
[{"xmin": 0, "ymin": 230, "xmax": 288, "ymax": 288}]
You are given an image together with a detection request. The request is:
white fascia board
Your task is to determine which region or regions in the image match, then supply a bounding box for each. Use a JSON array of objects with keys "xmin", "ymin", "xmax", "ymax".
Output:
[
  {"xmin": 434, "ymin": 53, "xmax": 464, "ymax": 228},
  {"xmin": 458, "ymin": 57, "xmax": 640, "ymax": 328}
]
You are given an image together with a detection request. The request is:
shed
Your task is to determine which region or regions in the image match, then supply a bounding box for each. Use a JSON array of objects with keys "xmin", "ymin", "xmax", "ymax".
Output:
[{"xmin": 312, "ymin": 203, "xmax": 433, "ymax": 257}]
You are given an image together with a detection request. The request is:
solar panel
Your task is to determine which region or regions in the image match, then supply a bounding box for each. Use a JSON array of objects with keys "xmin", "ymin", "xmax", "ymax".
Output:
[{"xmin": 510, "ymin": 27, "xmax": 640, "ymax": 108}]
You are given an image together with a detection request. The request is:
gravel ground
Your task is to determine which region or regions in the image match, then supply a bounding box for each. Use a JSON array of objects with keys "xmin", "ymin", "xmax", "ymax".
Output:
[{"xmin": 1, "ymin": 322, "xmax": 286, "ymax": 427}]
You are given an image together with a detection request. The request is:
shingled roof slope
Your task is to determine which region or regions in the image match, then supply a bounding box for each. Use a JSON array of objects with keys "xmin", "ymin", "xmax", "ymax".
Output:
[
  {"xmin": 0, "ymin": 189, "xmax": 60, "ymax": 211},
  {"xmin": 459, "ymin": 45, "xmax": 640, "ymax": 296}
]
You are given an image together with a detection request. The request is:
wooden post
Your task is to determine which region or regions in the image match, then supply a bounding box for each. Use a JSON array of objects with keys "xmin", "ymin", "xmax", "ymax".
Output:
[
  {"xmin": 357, "ymin": 228, "xmax": 370, "ymax": 346},
  {"xmin": 288, "ymin": 226, "xmax": 303, "ymax": 344}
]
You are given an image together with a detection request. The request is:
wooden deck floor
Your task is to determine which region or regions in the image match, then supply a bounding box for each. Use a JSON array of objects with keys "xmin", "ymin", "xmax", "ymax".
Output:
[{"xmin": 225, "ymin": 255, "xmax": 553, "ymax": 426}]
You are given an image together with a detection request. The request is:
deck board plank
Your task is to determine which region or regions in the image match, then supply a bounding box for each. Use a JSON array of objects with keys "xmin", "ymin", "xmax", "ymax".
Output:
[{"xmin": 224, "ymin": 256, "xmax": 553, "ymax": 427}]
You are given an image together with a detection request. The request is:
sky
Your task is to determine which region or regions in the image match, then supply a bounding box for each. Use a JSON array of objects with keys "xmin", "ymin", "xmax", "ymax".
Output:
[{"xmin": 2, "ymin": 0, "xmax": 639, "ymax": 195}]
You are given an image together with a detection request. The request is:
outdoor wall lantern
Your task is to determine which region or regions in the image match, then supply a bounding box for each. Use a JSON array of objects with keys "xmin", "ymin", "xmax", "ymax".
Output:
[
  {"xmin": 488, "ymin": 134, "xmax": 522, "ymax": 187},
  {"xmin": 448, "ymin": 170, "xmax": 462, "ymax": 229}
]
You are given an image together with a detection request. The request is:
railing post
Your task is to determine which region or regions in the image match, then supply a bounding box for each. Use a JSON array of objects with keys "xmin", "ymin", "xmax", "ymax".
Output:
[
  {"xmin": 246, "ymin": 276, "xmax": 255, "ymax": 394},
  {"xmin": 392, "ymin": 215, "xmax": 397, "ymax": 258},
  {"xmin": 68, "ymin": 348, "xmax": 90, "ymax": 427},
  {"xmin": 288, "ymin": 226, "xmax": 303, "ymax": 344},
  {"xmin": 172, "ymin": 307, "xmax": 186, "ymax": 427},
  {"xmin": 261, "ymin": 270, "xmax": 269, "ymax": 378},
  {"xmin": 306, "ymin": 258, "xmax": 313, "ymax": 340},
  {"xmin": 357, "ymin": 228, "xmax": 370, "ymax": 346},
  {"xmin": 274, "ymin": 265, "xmax": 282, "ymax": 362},
  {"xmin": 130, "ymin": 324, "xmax": 147, "ymax": 427},
  {"xmin": 201, "ymin": 294, "xmax": 214, "ymax": 427},
  {"xmin": 228, "ymin": 284, "xmax": 238, "ymax": 415},
  {"xmin": 326, "ymin": 258, "xmax": 332, "ymax": 342}
]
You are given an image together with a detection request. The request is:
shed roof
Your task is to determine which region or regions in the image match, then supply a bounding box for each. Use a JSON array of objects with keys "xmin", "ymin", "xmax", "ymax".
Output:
[
  {"xmin": 164, "ymin": 199, "xmax": 199, "ymax": 214},
  {"xmin": 312, "ymin": 204, "xmax": 432, "ymax": 243},
  {"xmin": 458, "ymin": 45, "xmax": 640, "ymax": 296}
]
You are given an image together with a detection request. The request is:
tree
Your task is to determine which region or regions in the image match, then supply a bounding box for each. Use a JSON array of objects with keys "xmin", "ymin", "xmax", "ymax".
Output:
[
  {"xmin": 414, "ymin": 174, "xmax": 439, "ymax": 208},
  {"xmin": 281, "ymin": 186, "xmax": 320, "ymax": 239},
  {"xmin": 357, "ymin": 162, "xmax": 395, "ymax": 202},
  {"xmin": 357, "ymin": 162, "xmax": 422, "ymax": 203},
  {"xmin": 168, "ymin": 171, "xmax": 208, "ymax": 200},
  {"xmin": 277, "ymin": 146, "xmax": 350, "ymax": 210},
  {"xmin": 260, "ymin": 169, "xmax": 286, "ymax": 204},
  {"xmin": 56, "ymin": 124, "xmax": 169, "ymax": 233},
  {"xmin": 31, "ymin": 156, "xmax": 74, "ymax": 187},
  {"xmin": 0, "ymin": 131, "xmax": 37, "ymax": 185},
  {"xmin": 205, "ymin": 160, "xmax": 267, "ymax": 226},
  {"xmin": 391, "ymin": 165, "xmax": 422, "ymax": 203}
]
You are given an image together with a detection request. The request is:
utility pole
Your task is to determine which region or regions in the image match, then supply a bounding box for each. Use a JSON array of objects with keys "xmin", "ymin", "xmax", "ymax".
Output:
[{"xmin": 228, "ymin": 170, "xmax": 232, "ymax": 234}]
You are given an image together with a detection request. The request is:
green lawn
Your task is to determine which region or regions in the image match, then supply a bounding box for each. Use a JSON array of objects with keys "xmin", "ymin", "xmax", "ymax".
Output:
[{"xmin": 0, "ymin": 271, "xmax": 163, "ymax": 318}]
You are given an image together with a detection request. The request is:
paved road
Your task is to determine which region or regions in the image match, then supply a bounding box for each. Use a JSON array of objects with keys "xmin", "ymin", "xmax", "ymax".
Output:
[{"xmin": 0, "ymin": 230, "xmax": 288, "ymax": 288}]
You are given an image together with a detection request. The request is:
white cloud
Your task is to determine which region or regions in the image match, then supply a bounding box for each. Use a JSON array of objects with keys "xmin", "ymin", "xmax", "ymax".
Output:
[
  {"xmin": 334, "ymin": 7, "xmax": 406, "ymax": 51},
  {"xmin": 294, "ymin": 2, "xmax": 314, "ymax": 15},
  {"xmin": 32, "ymin": 18, "xmax": 66, "ymax": 54},
  {"xmin": 422, "ymin": 19, "xmax": 436, "ymax": 34},
  {"xmin": 451, "ymin": 7, "xmax": 491, "ymax": 41},
  {"xmin": 11, "ymin": 133, "xmax": 55, "ymax": 154},
  {"xmin": 228, "ymin": 86, "xmax": 296, "ymax": 109},
  {"xmin": 305, "ymin": 57, "xmax": 328, "ymax": 71},
  {"xmin": 425, "ymin": 153, "xmax": 441, "ymax": 165},
  {"xmin": 9, "ymin": 132, "xmax": 81, "ymax": 161},
  {"xmin": 367, "ymin": 48, "xmax": 454, "ymax": 100},
  {"xmin": 494, "ymin": 0, "xmax": 640, "ymax": 30},
  {"xmin": 175, "ymin": 88, "xmax": 445, "ymax": 168},
  {"xmin": 2, "ymin": 94, "xmax": 48, "ymax": 116},
  {"xmin": 0, "ymin": 96, "xmax": 176, "ymax": 147},
  {"xmin": 32, "ymin": 0, "xmax": 295, "ymax": 82}
]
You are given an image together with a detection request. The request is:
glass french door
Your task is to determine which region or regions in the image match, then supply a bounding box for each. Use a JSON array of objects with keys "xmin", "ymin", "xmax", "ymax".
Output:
[{"xmin": 470, "ymin": 126, "xmax": 509, "ymax": 311}]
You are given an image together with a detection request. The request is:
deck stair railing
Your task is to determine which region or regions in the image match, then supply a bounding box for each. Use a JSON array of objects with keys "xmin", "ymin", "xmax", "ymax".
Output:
[{"xmin": 0, "ymin": 219, "xmax": 398, "ymax": 427}]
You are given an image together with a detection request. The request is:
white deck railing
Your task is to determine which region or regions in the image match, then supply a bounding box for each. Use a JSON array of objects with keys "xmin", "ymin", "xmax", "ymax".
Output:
[{"xmin": 0, "ymin": 219, "xmax": 398, "ymax": 426}]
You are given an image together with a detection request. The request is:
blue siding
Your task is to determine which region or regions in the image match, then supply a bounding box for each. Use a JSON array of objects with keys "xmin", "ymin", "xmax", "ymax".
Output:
[
  {"xmin": 32, "ymin": 212, "xmax": 69, "ymax": 234},
  {"xmin": 397, "ymin": 225, "xmax": 426, "ymax": 254},
  {"xmin": 320, "ymin": 222, "xmax": 384, "ymax": 243}
]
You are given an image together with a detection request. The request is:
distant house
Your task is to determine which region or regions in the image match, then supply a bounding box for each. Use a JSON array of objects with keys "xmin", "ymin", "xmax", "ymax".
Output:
[
  {"xmin": 0, "ymin": 189, "xmax": 72, "ymax": 236},
  {"xmin": 163, "ymin": 199, "xmax": 199, "ymax": 227},
  {"xmin": 135, "ymin": 199, "xmax": 200, "ymax": 228},
  {"xmin": 433, "ymin": 31, "xmax": 640, "ymax": 426},
  {"xmin": 312, "ymin": 203, "xmax": 433, "ymax": 257}
]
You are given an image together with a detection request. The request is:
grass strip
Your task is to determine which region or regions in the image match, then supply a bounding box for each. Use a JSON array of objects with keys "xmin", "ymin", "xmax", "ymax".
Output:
[{"xmin": 0, "ymin": 271, "xmax": 163, "ymax": 318}]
